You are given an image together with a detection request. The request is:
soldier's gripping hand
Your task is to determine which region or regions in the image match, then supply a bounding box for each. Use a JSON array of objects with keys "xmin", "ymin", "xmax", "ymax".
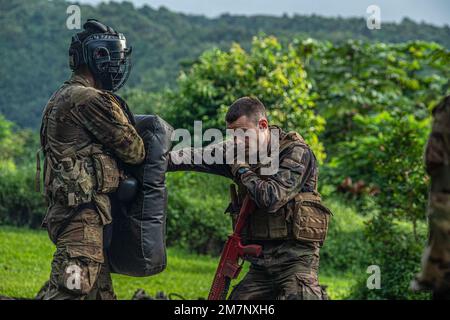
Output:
[
  {"xmin": 230, "ymin": 162, "xmax": 251, "ymax": 180},
  {"xmin": 234, "ymin": 145, "xmax": 313, "ymax": 213}
]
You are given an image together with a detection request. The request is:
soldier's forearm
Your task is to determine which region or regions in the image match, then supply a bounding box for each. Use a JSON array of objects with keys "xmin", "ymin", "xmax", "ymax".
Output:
[{"xmin": 167, "ymin": 149, "xmax": 233, "ymax": 178}]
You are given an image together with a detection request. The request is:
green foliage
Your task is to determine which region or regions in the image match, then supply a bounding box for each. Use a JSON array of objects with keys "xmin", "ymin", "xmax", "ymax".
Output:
[
  {"xmin": 0, "ymin": 165, "xmax": 45, "ymax": 228},
  {"xmin": 350, "ymin": 216, "xmax": 430, "ymax": 300},
  {"xmin": 0, "ymin": 115, "xmax": 44, "ymax": 228},
  {"xmin": 166, "ymin": 172, "xmax": 231, "ymax": 254},
  {"xmin": 2, "ymin": 0, "xmax": 450, "ymax": 128},
  {"xmin": 165, "ymin": 36, "xmax": 326, "ymax": 162},
  {"xmin": 300, "ymin": 39, "xmax": 449, "ymax": 150},
  {"xmin": 320, "ymin": 197, "xmax": 369, "ymax": 275},
  {"xmin": 293, "ymin": 39, "xmax": 447, "ymax": 299},
  {"xmin": 120, "ymin": 89, "xmax": 167, "ymax": 117},
  {"xmin": 328, "ymin": 112, "xmax": 430, "ymax": 225},
  {"xmin": 0, "ymin": 114, "xmax": 25, "ymax": 165}
]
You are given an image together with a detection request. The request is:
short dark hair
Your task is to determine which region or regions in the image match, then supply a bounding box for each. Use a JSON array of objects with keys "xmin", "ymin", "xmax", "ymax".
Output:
[{"xmin": 225, "ymin": 97, "xmax": 267, "ymax": 124}]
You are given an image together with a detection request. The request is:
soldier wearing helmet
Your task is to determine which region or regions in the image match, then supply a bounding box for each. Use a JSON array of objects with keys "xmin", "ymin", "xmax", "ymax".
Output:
[{"xmin": 37, "ymin": 19, "xmax": 145, "ymax": 300}]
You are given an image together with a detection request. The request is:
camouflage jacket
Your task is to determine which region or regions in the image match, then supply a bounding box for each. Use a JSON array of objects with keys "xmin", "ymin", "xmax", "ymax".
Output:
[
  {"xmin": 39, "ymin": 74, "xmax": 145, "ymax": 240},
  {"xmin": 167, "ymin": 126, "xmax": 321, "ymax": 242}
]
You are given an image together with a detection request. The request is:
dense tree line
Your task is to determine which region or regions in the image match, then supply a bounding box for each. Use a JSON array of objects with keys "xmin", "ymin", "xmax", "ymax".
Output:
[{"xmin": 1, "ymin": 0, "xmax": 449, "ymax": 128}]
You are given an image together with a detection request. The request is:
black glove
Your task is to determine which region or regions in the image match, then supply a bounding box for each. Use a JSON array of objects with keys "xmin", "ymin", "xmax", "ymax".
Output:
[{"xmin": 117, "ymin": 176, "xmax": 138, "ymax": 202}]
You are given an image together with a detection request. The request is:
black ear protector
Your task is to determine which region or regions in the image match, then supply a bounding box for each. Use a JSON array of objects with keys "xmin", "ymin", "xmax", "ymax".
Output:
[{"xmin": 69, "ymin": 34, "xmax": 82, "ymax": 70}]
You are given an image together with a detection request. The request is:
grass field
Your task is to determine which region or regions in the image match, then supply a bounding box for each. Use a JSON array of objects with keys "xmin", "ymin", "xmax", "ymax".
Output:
[{"xmin": 0, "ymin": 226, "xmax": 355, "ymax": 300}]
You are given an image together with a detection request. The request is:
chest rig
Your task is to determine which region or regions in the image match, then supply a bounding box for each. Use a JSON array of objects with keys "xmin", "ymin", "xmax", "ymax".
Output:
[
  {"xmin": 228, "ymin": 130, "xmax": 331, "ymax": 245},
  {"xmin": 36, "ymin": 78, "xmax": 126, "ymax": 208}
]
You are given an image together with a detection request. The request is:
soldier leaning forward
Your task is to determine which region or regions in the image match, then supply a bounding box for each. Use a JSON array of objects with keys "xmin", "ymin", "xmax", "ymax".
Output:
[
  {"xmin": 168, "ymin": 97, "xmax": 331, "ymax": 300},
  {"xmin": 36, "ymin": 20, "xmax": 145, "ymax": 300}
]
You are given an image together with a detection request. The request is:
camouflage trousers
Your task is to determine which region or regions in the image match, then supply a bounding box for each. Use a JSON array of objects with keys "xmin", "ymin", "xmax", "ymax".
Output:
[
  {"xmin": 39, "ymin": 206, "xmax": 116, "ymax": 300},
  {"xmin": 228, "ymin": 240, "xmax": 327, "ymax": 300},
  {"xmin": 413, "ymin": 191, "xmax": 450, "ymax": 298}
]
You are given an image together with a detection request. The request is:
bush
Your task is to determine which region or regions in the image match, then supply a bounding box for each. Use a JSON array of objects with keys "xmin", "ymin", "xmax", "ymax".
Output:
[
  {"xmin": 350, "ymin": 215, "xmax": 431, "ymax": 300},
  {"xmin": 0, "ymin": 165, "xmax": 46, "ymax": 228},
  {"xmin": 0, "ymin": 165, "xmax": 236, "ymax": 255},
  {"xmin": 166, "ymin": 172, "xmax": 233, "ymax": 254},
  {"xmin": 320, "ymin": 197, "xmax": 369, "ymax": 275},
  {"xmin": 300, "ymin": 39, "xmax": 449, "ymax": 152},
  {"xmin": 326, "ymin": 112, "xmax": 430, "ymax": 225},
  {"xmin": 164, "ymin": 36, "xmax": 326, "ymax": 163}
]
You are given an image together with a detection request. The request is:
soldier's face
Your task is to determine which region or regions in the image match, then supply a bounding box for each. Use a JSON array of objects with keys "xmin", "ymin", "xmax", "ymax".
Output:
[{"xmin": 226, "ymin": 115, "xmax": 270, "ymax": 158}]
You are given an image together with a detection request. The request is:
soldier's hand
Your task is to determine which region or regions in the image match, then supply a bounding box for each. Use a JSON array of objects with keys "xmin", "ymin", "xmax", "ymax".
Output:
[{"xmin": 230, "ymin": 162, "xmax": 251, "ymax": 179}]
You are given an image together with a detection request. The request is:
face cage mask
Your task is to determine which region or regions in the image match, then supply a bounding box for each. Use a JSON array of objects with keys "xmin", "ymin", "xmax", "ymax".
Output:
[{"xmin": 83, "ymin": 33, "xmax": 132, "ymax": 92}]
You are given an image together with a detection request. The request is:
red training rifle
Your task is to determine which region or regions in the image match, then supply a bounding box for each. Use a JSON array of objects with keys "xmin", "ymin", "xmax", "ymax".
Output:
[{"xmin": 208, "ymin": 194, "xmax": 262, "ymax": 300}]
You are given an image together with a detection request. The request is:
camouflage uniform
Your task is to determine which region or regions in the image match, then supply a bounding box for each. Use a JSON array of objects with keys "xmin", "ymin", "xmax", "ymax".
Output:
[
  {"xmin": 413, "ymin": 95, "xmax": 450, "ymax": 299},
  {"xmin": 168, "ymin": 126, "xmax": 330, "ymax": 300},
  {"xmin": 37, "ymin": 74, "xmax": 145, "ymax": 300}
]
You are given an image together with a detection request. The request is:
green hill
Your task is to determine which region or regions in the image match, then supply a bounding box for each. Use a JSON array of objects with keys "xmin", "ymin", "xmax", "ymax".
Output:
[{"xmin": 1, "ymin": 0, "xmax": 449, "ymax": 128}]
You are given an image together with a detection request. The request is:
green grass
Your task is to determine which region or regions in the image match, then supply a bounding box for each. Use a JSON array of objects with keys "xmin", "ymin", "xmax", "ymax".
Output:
[{"xmin": 0, "ymin": 225, "xmax": 354, "ymax": 300}]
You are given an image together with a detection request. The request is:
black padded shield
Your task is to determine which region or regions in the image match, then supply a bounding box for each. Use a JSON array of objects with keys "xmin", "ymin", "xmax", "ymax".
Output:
[{"xmin": 108, "ymin": 115, "xmax": 173, "ymax": 276}]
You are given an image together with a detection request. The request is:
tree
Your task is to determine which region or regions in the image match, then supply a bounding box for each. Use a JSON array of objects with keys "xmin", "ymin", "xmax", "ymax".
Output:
[{"xmin": 165, "ymin": 36, "xmax": 326, "ymax": 162}]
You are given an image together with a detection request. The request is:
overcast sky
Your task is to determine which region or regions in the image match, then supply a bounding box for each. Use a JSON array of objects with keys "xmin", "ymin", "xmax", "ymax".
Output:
[{"xmin": 78, "ymin": 0, "xmax": 449, "ymax": 26}]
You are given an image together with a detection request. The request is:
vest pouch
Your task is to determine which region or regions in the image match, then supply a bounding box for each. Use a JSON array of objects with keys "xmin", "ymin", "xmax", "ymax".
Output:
[
  {"xmin": 51, "ymin": 157, "xmax": 96, "ymax": 207},
  {"xmin": 248, "ymin": 210, "xmax": 270, "ymax": 239},
  {"xmin": 92, "ymin": 153, "xmax": 120, "ymax": 194},
  {"xmin": 247, "ymin": 207, "xmax": 289, "ymax": 240},
  {"xmin": 292, "ymin": 193, "xmax": 331, "ymax": 246},
  {"xmin": 268, "ymin": 207, "xmax": 289, "ymax": 238}
]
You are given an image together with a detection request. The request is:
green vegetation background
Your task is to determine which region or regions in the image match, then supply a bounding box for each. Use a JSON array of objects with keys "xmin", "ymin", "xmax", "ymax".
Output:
[
  {"xmin": 1, "ymin": 0, "xmax": 449, "ymax": 299},
  {"xmin": 1, "ymin": 0, "xmax": 450, "ymax": 128}
]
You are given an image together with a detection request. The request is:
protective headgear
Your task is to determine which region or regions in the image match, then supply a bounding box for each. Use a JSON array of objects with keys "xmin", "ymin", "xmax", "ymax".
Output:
[{"xmin": 69, "ymin": 19, "xmax": 132, "ymax": 92}]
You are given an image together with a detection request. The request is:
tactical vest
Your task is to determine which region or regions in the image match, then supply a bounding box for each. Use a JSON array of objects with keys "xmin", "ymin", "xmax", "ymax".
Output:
[
  {"xmin": 229, "ymin": 130, "xmax": 332, "ymax": 245},
  {"xmin": 36, "ymin": 78, "xmax": 123, "ymax": 210}
]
